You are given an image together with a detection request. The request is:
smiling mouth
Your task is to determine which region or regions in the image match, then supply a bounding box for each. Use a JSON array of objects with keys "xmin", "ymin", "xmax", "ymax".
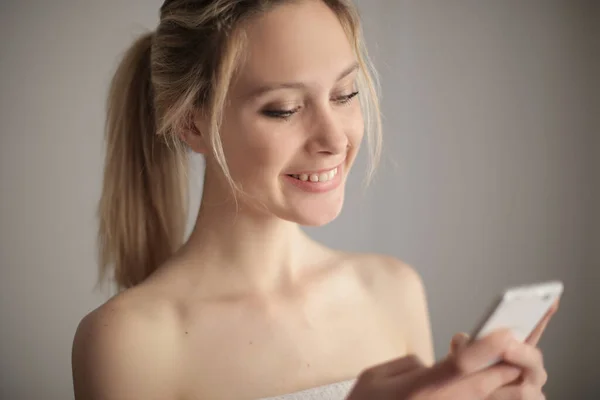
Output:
[{"xmin": 287, "ymin": 167, "xmax": 339, "ymax": 183}]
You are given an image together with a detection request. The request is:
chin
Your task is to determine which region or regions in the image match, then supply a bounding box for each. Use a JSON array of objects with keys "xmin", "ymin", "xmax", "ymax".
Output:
[
  {"xmin": 274, "ymin": 174, "xmax": 348, "ymax": 226},
  {"xmin": 287, "ymin": 198, "xmax": 345, "ymax": 227}
]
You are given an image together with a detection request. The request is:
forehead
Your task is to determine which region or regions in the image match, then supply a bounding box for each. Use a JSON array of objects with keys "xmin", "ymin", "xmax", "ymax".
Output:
[{"xmin": 234, "ymin": 0, "xmax": 356, "ymax": 90}]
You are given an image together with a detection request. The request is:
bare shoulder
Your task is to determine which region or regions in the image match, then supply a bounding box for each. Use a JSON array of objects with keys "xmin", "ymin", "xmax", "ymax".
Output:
[
  {"xmin": 72, "ymin": 286, "xmax": 183, "ymax": 400},
  {"xmin": 345, "ymin": 252, "xmax": 436, "ymax": 365},
  {"xmin": 345, "ymin": 252, "xmax": 425, "ymax": 296}
]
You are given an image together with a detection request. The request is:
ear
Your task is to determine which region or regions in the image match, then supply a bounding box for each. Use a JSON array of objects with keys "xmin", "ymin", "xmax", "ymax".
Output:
[{"xmin": 179, "ymin": 109, "xmax": 209, "ymax": 155}]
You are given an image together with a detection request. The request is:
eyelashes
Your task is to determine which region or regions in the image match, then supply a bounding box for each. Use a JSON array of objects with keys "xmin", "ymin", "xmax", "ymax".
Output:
[
  {"xmin": 262, "ymin": 91, "xmax": 360, "ymax": 120},
  {"xmin": 262, "ymin": 106, "xmax": 302, "ymax": 119}
]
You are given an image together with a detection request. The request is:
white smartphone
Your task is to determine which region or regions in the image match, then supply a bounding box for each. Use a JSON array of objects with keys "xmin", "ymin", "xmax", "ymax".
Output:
[{"xmin": 469, "ymin": 280, "xmax": 564, "ymax": 343}]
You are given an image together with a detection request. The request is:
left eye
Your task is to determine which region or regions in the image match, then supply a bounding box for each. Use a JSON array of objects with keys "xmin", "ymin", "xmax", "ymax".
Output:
[{"xmin": 334, "ymin": 91, "xmax": 359, "ymax": 104}]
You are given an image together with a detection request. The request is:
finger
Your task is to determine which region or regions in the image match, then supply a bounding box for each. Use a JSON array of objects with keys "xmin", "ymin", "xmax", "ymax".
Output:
[
  {"xmin": 443, "ymin": 363, "xmax": 522, "ymax": 400},
  {"xmin": 445, "ymin": 329, "xmax": 515, "ymax": 375},
  {"xmin": 362, "ymin": 354, "xmax": 425, "ymax": 381},
  {"xmin": 527, "ymin": 300, "xmax": 560, "ymax": 346},
  {"xmin": 487, "ymin": 384, "xmax": 544, "ymax": 400},
  {"xmin": 551, "ymin": 297, "xmax": 561, "ymax": 313},
  {"xmin": 503, "ymin": 341, "xmax": 547, "ymax": 386},
  {"xmin": 526, "ymin": 315, "xmax": 550, "ymax": 346},
  {"xmin": 450, "ymin": 333, "xmax": 470, "ymax": 355}
]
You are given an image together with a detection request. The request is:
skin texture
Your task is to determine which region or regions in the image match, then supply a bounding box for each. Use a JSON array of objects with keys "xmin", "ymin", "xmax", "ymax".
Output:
[
  {"xmin": 72, "ymin": 1, "xmax": 557, "ymax": 399},
  {"xmin": 344, "ymin": 302, "xmax": 558, "ymax": 400}
]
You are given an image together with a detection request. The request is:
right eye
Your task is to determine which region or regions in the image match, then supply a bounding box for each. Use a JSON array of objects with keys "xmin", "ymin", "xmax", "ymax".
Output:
[{"xmin": 261, "ymin": 106, "xmax": 301, "ymax": 120}]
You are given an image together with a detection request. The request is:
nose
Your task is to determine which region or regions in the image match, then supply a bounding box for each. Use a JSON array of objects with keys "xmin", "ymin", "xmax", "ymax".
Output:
[{"xmin": 306, "ymin": 107, "xmax": 349, "ymax": 156}]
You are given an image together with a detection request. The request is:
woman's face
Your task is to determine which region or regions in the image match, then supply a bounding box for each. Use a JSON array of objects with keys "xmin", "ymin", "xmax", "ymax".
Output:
[{"xmin": 202, "ymin": 0, "xmax": 364, "ymax": 226}]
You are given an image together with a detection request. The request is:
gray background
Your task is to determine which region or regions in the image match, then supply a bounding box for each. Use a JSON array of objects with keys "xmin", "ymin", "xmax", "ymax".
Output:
[{"xmin": 0, "ymin": 0, "xmax": 598, "ymax": 399}]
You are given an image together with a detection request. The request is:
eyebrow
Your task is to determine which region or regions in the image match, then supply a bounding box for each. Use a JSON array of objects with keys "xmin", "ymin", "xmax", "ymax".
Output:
[{"xmin": 245, "ymin": 61, "xmax": 360, "ymax": 99}]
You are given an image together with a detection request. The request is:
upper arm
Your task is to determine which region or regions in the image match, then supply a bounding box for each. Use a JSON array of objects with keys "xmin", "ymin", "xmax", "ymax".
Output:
[
  {"xmin": 367, "ymin": 256, "xmax": 436, "ymax": 366},
  {"xmin": 71, "ymin": 303, "xmax": 180, "ymax": 400},
  {"xmin": 396, "ymin": 264, "xmax": 435, "ymax": 365}
]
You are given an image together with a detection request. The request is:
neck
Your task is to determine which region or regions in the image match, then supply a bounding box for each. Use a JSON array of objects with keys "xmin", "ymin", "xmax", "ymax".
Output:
[{"xmin": 176, "ymin": 172, "xmax": 326, "ymax": 295}]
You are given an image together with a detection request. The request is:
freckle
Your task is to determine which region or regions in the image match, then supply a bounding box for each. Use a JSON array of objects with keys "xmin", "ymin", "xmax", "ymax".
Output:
[
  {"xmin": 307, "ymin": 363, "xmax": 310, "ymax": 368},
  {"xmin": 249, "ymin": 341, "xmax": 253, "ymax": 345},
  {"xmin": 103, "ymin": 324, "xmax": 108, "ymax": 327},
  {"xmin": 185, "ymin": 331, "xmax": 188, "ymax": 335}
]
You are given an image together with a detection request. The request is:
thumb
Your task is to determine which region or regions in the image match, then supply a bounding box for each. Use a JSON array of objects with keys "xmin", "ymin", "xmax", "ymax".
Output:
[{"xmin": 450, "ymin": 332, "xmax": 470, "ymax": 354}]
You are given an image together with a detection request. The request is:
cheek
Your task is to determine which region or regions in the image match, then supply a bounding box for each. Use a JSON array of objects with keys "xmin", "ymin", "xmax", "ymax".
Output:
[
  {"xmin": 218, "ymin": 118, "xmax": 297, "ymax": 184},
  {"xmin": 345, "ymin": 104, "xmax": 365, "ymax": 145}
]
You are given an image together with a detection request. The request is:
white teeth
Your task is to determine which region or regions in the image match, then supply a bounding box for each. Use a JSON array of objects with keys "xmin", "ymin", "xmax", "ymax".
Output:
[{"xmin": 291, "ymin": 167, "xmax": 339, "ymax": 183}]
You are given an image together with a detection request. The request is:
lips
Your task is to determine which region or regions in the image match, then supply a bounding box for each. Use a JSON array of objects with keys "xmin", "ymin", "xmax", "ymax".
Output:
[
  {"xmin": 284, "ymin": 164, "xmax": 342, "ymax": 193},
  {"xmin": 287, "ymin": 167, "xmax": 338, "ymax": 183}
]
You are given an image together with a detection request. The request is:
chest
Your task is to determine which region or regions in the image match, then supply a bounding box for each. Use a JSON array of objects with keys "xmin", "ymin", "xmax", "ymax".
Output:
[{"xmin": 178, "ymin": 289, "xmax": 408, "ymax": 399}]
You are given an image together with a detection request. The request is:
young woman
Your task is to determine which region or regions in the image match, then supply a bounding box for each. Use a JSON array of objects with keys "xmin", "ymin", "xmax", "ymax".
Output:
[{"xmin": 72, "ymin": 1, "xmax": 557, "ymax": 399}]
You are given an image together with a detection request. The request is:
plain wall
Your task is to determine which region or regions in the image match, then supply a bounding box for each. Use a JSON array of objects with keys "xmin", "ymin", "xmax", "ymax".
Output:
[
  {"xmin": 587, "ymin": 0, "xmax": 600, "ymax": 393},
  {"xmin": 353, "ymin": 2, "xmax": 599, "ymax": 398},
  {"xmin": 0, "ymin": 1, "xmax": 597, "ymax": 399}
]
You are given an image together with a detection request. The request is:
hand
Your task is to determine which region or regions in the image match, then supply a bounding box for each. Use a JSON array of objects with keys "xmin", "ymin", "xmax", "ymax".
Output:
[
  {"xmin": 449, "ymin": 300, "xmax": 560, "ymax": 400},
  {"xmin": 346, "ymin": 329, "xmax": 522, "ymax": 400}
]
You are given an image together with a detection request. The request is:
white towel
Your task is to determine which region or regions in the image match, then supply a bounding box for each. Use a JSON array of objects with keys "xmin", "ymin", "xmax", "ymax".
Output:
[{"xmin": 259, "ymin": 379, "xmax": 356, "ymax": 400}]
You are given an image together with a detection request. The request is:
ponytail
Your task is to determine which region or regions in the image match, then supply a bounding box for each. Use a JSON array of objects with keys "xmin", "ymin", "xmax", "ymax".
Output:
[{"xmin": 98, "ymin": 32, "xmax": 188, "ymax": 290}]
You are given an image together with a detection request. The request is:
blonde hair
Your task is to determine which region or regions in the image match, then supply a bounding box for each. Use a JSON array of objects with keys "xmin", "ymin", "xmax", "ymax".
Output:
[{"xmin": 98, "ymin": 0, "xmax": 383, "ymax": 290}]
